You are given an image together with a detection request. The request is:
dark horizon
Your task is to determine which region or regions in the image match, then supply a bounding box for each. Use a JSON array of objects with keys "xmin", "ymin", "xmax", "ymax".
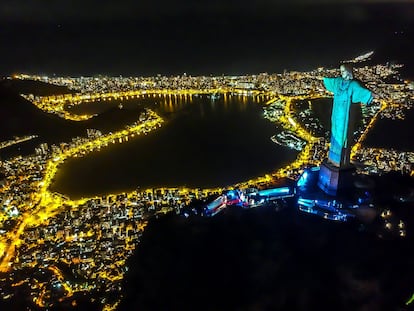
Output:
[{"xmin": 1, "ymin": 2, "xmax": 413, "ymax": 77}]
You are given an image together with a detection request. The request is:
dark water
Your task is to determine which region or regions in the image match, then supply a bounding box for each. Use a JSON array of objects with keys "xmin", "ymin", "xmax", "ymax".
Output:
[
  {"xmin": 50, "ymin": 96, "xmax": 298, "ymax": 198},
  {"xmin": 364, "ymin": 108, "xmax": 414, "ymax": 151}
]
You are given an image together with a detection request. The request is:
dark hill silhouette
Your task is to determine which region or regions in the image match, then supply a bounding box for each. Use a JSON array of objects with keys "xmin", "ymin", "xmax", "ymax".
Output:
[
  {"xmin": 120, "ymin": 204, "xmax": 414, "ymax": 311},
  {"xmin": 0, "ymin": 78, "xmax": 72, "ymax": 96},
  {"xmin": 0, "ymin": 79, "xmax": 145, "ymax": 145},
  {"xmin": 0, "ymin": 79, "xmax": 84, "ymax": 142}
]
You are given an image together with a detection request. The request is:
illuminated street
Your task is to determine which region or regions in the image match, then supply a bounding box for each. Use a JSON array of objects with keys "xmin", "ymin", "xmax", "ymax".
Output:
[{"xmin": 0, "ymin": 54, "xmax": 413, "ymax": 309}]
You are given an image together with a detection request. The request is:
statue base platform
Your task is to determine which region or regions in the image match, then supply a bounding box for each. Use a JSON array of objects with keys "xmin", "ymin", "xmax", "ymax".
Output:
[{"xmin": 317, "ymin": 160, "xmax": 356, "ymax": 196}]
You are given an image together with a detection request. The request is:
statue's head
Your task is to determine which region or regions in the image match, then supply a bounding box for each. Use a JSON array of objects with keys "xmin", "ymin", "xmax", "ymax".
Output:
[{"xmin": 340, "ymin": 64, "xmax": 353, "ymax": 80}]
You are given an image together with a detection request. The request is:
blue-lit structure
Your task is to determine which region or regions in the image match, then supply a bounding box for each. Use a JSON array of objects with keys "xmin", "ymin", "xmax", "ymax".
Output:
[
  {"xmin": 292, "ymin": 66, "xmax": 378, "ymax": 220},
  {"xmin": 323, "ymin": 74, "xmax": 373, "ymax": 167},
  {"xmin": 257, "ymin": 187, "xmax": 291, "ymax": 197},
  {"xmin": 297, "ymin": 197, "xmax": 350, "ymax": 222},
  {"xmin": 296, "ymin": 166, "xmax": 320, "ymax": 188},
  {"xmin": 245, "ymin": 185, "xmax": 295, "ymax": 208},
  {"xmin": 295, "ymin": 166, "xmax": 376, "ymax": 222},
  {"xmin": 200, "ymin": 184, "xmax": 296, "ymax": 217},
  {"xmin": 317, "ymin": 66, "xmax": 373, "ymax": 195},
  {"xmin": 224, "ymin": 189, "xmax": 245, "ymax": 206},
  {"xmin": 204, "ymin": 195, "xmax": 227, "ymax": 216},
  {"xmin": 191, "ymin": 166, "xmax": 407, "ymax": 237}
]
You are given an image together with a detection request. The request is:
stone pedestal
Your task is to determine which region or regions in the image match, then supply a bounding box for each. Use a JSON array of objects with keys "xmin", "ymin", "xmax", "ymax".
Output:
[{"xmin": 317, "ymin": 160, "xmax": 356, "ymax": 196}]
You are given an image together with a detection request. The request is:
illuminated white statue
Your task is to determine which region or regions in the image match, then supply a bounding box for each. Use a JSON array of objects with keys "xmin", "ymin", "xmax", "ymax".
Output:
[{"xmin": 323, "ymin": 64, "xmax": 373, "ymax": 167}]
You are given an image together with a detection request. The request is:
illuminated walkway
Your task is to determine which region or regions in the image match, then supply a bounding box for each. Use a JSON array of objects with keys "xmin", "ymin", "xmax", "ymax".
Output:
[
  {"xmin": 0, "ymin": 110, "xmax": 163, "ymax": 273},
  {"xmin": 2, "ymin": 66, "xmax": 413, "ymax": 309},
  {"xmin": 0, "ymin": 91, "xmax": 386, "ymax": 274}
]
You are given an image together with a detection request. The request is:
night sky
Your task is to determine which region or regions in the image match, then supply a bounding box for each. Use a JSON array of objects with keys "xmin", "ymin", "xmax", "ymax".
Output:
[
  {"xmin": 1, "ymin": 0, "xmax": 413, "ymax": 22},
  {"xmin": 1, "ymin": 1, "xmax": 413, "ymax": 76}
]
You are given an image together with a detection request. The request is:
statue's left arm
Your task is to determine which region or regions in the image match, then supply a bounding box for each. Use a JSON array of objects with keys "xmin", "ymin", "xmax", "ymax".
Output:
[
  {"xmin": 323, "ymin": 77, "xmax": 340, "ymax": 93},
  {"xmin": 351, "ymin": 81, "xmax": 373, "ymax": 105}
]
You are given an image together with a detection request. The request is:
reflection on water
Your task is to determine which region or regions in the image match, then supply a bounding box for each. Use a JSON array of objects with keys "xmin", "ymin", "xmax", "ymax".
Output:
[
  {"xmin": 51, "ymin": 94, "xmax": 298, "ymax": 198},
  {"xmin": 66, "ymin": 92, "xmax": 273, "ymax": 116}
]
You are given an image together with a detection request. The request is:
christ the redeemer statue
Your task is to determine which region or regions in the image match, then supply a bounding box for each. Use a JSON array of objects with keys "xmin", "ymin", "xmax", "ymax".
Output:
[
  {"xmin": 317, "ymin": 64, "xmax": 373, "ymax": 195},
  {"xmin": 323, "ymin": 64, "xmax": 373, "ymax": 167}
]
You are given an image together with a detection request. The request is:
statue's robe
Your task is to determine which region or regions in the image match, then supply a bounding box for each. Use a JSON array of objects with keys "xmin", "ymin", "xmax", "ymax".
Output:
[{"xmin": 323, "ymin": 77, "xmax": 373, "ymax": 167}]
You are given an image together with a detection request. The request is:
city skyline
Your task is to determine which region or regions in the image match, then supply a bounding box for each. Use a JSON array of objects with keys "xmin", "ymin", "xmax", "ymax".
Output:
[
  {"xmin": 1, "ymin": 53, "xmax": 413, "ymax": 309},
  {"xmin": 1, "ymin": 1, "xmax": 414, "ymax": 310}
]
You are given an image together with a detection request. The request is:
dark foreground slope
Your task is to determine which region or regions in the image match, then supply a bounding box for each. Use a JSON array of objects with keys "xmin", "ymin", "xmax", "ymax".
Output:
[{"xmin": 120, "ymin": 205, "xmax": 414, "ymax": 311}]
